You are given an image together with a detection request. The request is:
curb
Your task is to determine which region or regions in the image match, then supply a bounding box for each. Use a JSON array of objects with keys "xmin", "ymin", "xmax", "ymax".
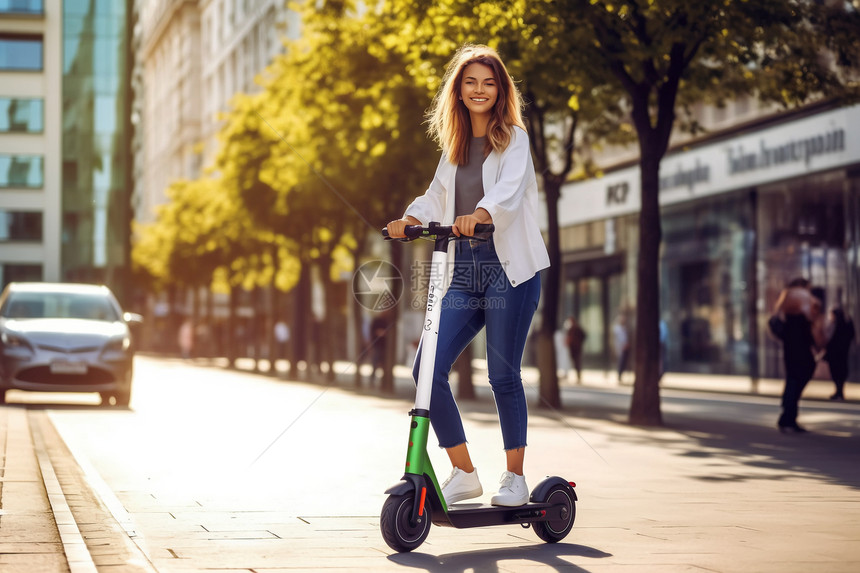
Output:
[{"xmin": 30, "ymin": 414, "xmax": 97, "ymax": 573}]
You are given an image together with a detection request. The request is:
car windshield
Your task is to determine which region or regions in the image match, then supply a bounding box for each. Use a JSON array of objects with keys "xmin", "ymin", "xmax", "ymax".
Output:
[{"xmin": 1, "ymin": 292, "xmax": 120, "ymax": 321}]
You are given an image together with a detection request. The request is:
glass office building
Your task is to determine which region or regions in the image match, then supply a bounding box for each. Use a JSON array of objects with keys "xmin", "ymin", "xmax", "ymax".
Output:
[
  {"xmin": 0, "ymin": 0, "xmax": 133, "ymax": 301},
  {"xmin": 62, "ymin": 0, "xmax": 132, "ymax": 292}
]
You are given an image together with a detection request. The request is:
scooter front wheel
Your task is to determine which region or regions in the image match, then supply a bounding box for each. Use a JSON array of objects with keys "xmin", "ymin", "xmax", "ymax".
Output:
[
  {"xmin": 532, "ymin": 484, "xmax": 576, "ymax": 543},
  {"xmin": 380, "ymin": 493, "xmax": 431, "ymax": 552}
]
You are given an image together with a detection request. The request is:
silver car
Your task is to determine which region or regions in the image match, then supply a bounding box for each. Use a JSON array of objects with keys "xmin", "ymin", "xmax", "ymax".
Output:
[{"xmin": 0, "ymin": 282, "xmax": 140, "ymax": 406}]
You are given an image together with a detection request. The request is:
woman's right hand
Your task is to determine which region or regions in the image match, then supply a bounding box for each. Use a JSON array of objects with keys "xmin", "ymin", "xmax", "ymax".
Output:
[{"xmin": 386, "ymin": 216, "xmax": 421, "ymax": 238}]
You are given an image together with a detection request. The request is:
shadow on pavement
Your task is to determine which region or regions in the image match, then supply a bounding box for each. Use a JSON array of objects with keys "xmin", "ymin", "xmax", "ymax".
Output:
[
  {"xmin": 451, "ymin": 384, "xmax": 860, "ymax": 492},
  {"xmin": 669, "ymin": 413, "xmax": 860, "ymax": 491},
  {"xmin": 387, "ymin": 542, "xmax": 611, "ymax": 572},
  {"xmin": 563, "ymin": 396, "xmax": 860, "ymax": 492}
]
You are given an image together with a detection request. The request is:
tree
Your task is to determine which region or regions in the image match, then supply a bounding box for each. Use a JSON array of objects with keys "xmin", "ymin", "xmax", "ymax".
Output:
[
  {"xmin": 575, "ymin": 0, "xmax": 860, "ymax": 425},
  {"xmin": 132, "ymin": 173, "xmax": 283, "ymax": 356},
  {"xmin": 221, "ymin": 1, "xmax": 438, "ymax": 385}
]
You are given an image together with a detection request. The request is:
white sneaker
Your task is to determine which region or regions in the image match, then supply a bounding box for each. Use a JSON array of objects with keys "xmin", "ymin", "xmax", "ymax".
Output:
[
  {"xmin": 441, "ymin": 467, "xmax": 482, "ymax": 505},
  {"xmin": 490, "ymin": 471, "xmax": 529, "ymax": 506}
]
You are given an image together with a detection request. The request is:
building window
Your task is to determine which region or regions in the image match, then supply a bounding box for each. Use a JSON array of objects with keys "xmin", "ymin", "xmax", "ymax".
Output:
[
  {"xmin": 0, "ymin": 98, "xmax": 43, "ymax": 133},
  {"xmin": 0, "ymin": 34, "xmax": 42, "ymax": 70},
  {"xmin": 0, "ymin": 0, "xmax": 43, "ymax": 15},
  {"xmin": 0, "ymin": 263, "xmax": 42, "ymax": 290},
  {"xmin": 0, "ymin": 210, "xmax": 42, "ymax": 241},
  {"xmin": 0, "ymin": 155, "xmax": 43, "ymax": 188}
]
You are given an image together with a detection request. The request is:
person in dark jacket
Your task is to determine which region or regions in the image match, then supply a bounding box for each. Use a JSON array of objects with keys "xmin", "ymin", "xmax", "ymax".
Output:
[
  {"xmin": 825, "ymin": 307, "xmax": 855, "ymax": 401},
  {"xmin": 770, "ymin": 278, "xmax": 825, "ymax": 433},
  {"xmin": 565, "ymin": 316, "xmax": 586, "ymax": 383}
]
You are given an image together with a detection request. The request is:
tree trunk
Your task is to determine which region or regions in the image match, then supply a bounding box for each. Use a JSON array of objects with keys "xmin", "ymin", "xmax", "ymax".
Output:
[
  {"xmin": 205, "ymin": 286, "xmax": 214, "ymax": 359},
  {"xmin": 380, "ymin": 240, "xmax": 402, "ymax": 394},
  {"xmin": 228, "ymin": 284, "xmax": 238, "ymax": 367},
  {"xmin": 293, "ymin": 262, "xmax": 311, "ymax": 380},
  {"xmin": 538, "ymin": 176, "xmax": 563, "ymax": 409},
  {"xmin": 629, "ymin": 148, "xmax": 663, "ymax": 426},
  {"xmin": 323, "ymin": 270, "xmax": 338, "ymax": 383},
  {"xmin": 351, "ymin": 249, "xmax": 366, "ymax": 387},
  {"xmin": 253, "ymin": 286, "xmax": 264, "ymax": 372},
  {"xmin": 269, "ymin": 251, "xmax": 280, "ymax": 376}
]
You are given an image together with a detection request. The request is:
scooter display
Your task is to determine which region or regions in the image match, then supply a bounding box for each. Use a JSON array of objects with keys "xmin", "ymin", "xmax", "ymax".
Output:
[{"xmin": 379, "ymin": 222, "xmax": 577, "ymax": 552}]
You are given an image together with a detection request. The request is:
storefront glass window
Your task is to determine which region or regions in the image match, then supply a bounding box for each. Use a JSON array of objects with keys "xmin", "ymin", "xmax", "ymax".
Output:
[
  {"xmin": 758, "ymin": 170, "xmax": 850, "ymax": 378},
  {"xmin": 661, "ymin": 192, "xmax": 754, "ymax": 375},
  {"xmin": 846, "ymin": 170, "xmax": 860, "ymax": 381}
]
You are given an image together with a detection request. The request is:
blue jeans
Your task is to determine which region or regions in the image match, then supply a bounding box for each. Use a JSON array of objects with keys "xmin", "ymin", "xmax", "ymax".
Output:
[{"xmin": 412, "ymin": 237, "xmax": 541, "ymax": 450}]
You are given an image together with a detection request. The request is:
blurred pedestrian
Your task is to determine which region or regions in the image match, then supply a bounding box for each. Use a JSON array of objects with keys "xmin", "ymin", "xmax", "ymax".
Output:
[
  {"xmin": 824, "ymin": 307, "xmax": 855, "ymax": 401},
  {"xmin": 368, "ymin": 311, "xmax": 390, "ymax": 384},
  {"xmin": 565, "ymin": 316, "xmax": 586, "ymax": 383},
  {"xmin": 612, "ymin": 314, "xmax": 630, "ymax": 383},
  {"xmin": 274, "ymin": 319, "xmax": 290, "ymax": 364},
  {"xmin": 770, "ymin": 278, "xmax": 824, "ymax": 433},
  {"xmin": 178, "ymin": 317, "xmax": 194, "ymax": 359}
]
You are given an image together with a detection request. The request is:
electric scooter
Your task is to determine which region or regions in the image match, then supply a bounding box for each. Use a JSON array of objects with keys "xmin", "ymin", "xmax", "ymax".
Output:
[{"xmin": 379, "ymin": 221, "xmax": 577, "ymax": 552}]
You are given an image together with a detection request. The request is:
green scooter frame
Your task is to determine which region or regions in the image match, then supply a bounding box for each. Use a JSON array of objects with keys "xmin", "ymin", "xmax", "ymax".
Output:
[{"xmin": 379, "ymin": 222, "xmax": 577, "ymax": 553}]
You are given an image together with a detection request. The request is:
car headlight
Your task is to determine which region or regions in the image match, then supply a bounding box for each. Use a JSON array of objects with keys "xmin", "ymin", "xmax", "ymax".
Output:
[
  {"xmin": 1, "ymin": 331, "xmax": 31, "ymax": 350},
  {"xmin": 103, "ymin": 335, "xmax": 131, "ymax": 354}
]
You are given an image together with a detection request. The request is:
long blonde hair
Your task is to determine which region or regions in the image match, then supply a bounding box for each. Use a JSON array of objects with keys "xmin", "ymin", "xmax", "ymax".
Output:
[{"xmin": 426, "ymin": 44, "xmax": 526, "ymax": 166}]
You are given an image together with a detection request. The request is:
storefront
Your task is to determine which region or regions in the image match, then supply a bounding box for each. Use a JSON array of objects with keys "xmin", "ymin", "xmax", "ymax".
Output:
[{"xmin": 558, "ymin": 103, "xmax": 860, "ymax": 381}]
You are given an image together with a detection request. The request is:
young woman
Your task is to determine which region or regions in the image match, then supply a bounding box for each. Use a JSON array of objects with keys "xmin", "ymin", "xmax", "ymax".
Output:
[{"xmin": 386, "ymin": 44, "xmax": 549, "ymax": 507}]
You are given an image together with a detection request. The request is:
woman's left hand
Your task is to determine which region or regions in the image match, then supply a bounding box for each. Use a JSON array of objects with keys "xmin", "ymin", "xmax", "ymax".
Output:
[{"xmin": 452, "ymin": 208, "xmax": 493, "ymax": 237}]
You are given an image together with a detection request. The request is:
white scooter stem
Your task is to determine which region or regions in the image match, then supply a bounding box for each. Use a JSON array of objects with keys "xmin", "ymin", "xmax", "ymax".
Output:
[{"xmin": 414, "ymin": 248, "xmax": 448, "ymax": 412}]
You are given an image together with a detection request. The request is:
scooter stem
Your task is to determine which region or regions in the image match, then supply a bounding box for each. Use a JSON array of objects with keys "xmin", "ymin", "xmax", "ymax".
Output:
[{"xmin": 413, "ymin": 246, "xmax": 448, "ymax": 412}]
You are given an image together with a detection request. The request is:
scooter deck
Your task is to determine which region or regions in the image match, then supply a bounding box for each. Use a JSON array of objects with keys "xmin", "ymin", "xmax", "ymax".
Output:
[{"xmin": 436, "ymin": 501, "xmax": 562, "ymax": 529}]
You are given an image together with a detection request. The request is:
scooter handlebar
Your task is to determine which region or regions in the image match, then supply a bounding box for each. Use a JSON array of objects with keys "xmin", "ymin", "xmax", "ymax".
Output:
[{"xmin": 381, "ymin": 222, "xmax": 494, "ymax": 240}]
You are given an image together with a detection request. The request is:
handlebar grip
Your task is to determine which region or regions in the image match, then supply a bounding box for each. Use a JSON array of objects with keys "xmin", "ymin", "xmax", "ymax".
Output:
[
  {"xmin": 381, "ymin": 222, "xmax": 495, "ymax": 240},
  {"xmin": 381, "ymin": 225, "xmax": 424, "ymax": 240}
]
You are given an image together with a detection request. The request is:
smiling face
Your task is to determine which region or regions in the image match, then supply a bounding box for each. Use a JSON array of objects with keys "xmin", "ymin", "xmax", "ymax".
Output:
[{"xmin": 459, "ymin": 62, "xmax": 498, "ymax": 121}]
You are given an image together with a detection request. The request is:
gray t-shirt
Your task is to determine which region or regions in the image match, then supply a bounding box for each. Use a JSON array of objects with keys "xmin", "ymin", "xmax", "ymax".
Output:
[{"xmin": 454, "ymin": 136, "xmax": 488, "ymax": 217}]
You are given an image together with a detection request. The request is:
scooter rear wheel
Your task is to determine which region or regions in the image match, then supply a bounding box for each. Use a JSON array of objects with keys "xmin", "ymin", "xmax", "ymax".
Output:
[
  {"xmin": 380, "ymin": 493, "xmax": 431, "ymax": 552},
  {"xmin": 532, "ymin": 484, "xmax": 576, "ymax": 543}
]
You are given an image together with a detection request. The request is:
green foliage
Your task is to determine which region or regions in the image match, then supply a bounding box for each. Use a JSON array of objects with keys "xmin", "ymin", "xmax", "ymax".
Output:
[
  {"xmin": 579, "ymin": 0, "xmax": 859, "ymax": 139},
  {"xmin": 242, "ymin": 1, "xmax": 438, "ymax": 259}
]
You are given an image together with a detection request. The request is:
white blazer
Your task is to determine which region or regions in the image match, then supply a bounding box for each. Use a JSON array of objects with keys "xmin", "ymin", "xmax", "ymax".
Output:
[{"xmin": 404, "ymin": 126, "xmax": 550, "ymax": 288}]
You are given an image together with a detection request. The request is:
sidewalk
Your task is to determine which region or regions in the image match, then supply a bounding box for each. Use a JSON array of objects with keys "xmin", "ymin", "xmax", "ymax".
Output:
[
  {"xmin": 2, "ymin": 358, "xmax": 858, "ymax": 572},
  {"xmin": 227, "ymin": 356, "xmax": 860, "ymax": 571}
]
